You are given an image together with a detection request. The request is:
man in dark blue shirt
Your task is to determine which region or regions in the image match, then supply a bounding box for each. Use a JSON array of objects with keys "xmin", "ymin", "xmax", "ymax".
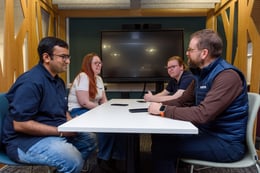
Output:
[
  {"xmin": 2, "ymin": 37, "xmax": 96, "ymax": 173},
  {"xmin": 144, "ymin": 56, "xmax": 194, "ymax": 102}
]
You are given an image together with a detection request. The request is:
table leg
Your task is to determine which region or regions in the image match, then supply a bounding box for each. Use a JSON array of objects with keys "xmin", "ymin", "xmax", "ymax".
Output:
[{"xmin": 126, "ymin": 134, "xmax": 140, "ymax": 173}]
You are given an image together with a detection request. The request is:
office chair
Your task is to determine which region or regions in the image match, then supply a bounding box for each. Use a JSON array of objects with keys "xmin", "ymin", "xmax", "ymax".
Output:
[
  {"xmin": 0, "ymin": 93, "xmax": 52, "ymax": 173},
  {"xmin": 181, "ymin": 92, "xmax": 260, "ymax": 173}
]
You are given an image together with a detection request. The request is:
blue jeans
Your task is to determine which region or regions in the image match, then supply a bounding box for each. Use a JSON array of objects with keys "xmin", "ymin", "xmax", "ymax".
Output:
[
  {"xmin": 70, "ymin": 108, "xmax": 89, "ymax": 118},
  {"xmin": 151, "ymin": 132, "xmax": 245, "ymax": 173},
  {"xmin": 17, "ymin": 135, "xmax": 96, "ymax": 173},
  {"xmin": 70, "ymin": 107, "xmax": 127, "ymax": 161}
]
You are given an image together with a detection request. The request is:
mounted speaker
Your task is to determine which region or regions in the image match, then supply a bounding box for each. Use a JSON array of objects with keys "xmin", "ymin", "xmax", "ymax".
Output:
[
  {"xmin": 121, "ymin": 24, "xmax": 162, "ymax": 30},
  {"xmin": 142, "ymin": 24, "xmax": 162, "ymax": 30},
  {"xmin": 121, "ymin": 24, "xmax": 141, "ymax": 30}
]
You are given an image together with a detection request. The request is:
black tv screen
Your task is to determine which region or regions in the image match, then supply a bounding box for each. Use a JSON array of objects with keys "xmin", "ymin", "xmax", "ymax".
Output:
[{"xmin": 101, "ymin": 29, "xmax": 184, "ymax": 82}]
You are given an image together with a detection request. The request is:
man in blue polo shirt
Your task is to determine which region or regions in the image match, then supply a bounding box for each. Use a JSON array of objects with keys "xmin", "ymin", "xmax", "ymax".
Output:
[
  {"xmin": 144, "ymin": 56, "xmax": 194, "ymax": 102},
  {"xmin": 2, "ymin": 37, "xmax": 96, "ymax": 173}
]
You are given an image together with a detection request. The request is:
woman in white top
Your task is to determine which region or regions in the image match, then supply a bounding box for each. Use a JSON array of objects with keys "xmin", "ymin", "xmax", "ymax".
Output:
[
  {"xmin": 68, "ymin": 53, "xmax": 126, "ymax": 173},
  {"xmin": 68, "ymin": 53, "xmax": 107, "ymax": 115}
]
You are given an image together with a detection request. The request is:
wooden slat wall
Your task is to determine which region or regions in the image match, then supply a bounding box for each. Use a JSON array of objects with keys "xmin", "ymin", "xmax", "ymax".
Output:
[
  {"xmin": 1, "ymin": 0, "xmax": 258, "ymax": 93},
  {"xmin": 0, "ymin": 0, "xmax": 61, "ymax": 92},
  {"xmin": 207, "ymin": 0, "xmax": 260, "ymax": 156}
]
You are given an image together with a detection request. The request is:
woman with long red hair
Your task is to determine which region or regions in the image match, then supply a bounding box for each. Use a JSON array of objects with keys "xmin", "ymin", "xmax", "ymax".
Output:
[{"xmin": 69, "ymin": 52, "xmax": 107, "ymax": 113}]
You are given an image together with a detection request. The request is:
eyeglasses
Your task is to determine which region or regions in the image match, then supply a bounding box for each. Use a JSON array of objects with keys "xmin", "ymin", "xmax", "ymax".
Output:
[
  {"xmin": 52, "ymin": 54, "xmax": 71, "ymax": 61},
  {"xmin": 165, "ymin": 65, "xmax": 178, "ymax": 70},
  {"xmin": 186, "ymin": 47, "xmax": 200, "ymax": 52},
  {"xmin": 93, "ymin": 61, "xmax": 102, "ymax": 66}
]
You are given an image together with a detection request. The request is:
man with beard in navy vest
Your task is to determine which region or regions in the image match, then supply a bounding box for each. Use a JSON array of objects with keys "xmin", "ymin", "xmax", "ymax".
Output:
[{"xmin": 148, "ymin": 29, "xmax": 248, "ymax": 173}]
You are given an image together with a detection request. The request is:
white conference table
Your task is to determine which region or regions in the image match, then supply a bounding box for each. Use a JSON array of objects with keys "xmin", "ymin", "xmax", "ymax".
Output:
[
  {"xmin": 58, "ymin": 99, "xmax": 198, "ymax": 173},
  {"xmin": 58, "ymin": 99, "xmax": 198, "ymax": 134}
]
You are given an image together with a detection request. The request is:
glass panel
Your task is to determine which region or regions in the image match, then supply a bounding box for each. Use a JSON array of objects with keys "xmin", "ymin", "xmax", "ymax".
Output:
[
  {"xmin": 23, "ymin": 32, "xmax": 29, "ymax": 71},
  {"xmin": 53, "ymin": 16, "xmax": 57, "ymax": 36},
  {"xmin": 14, "ymin": 0, "xmax": 24, "ymax": 38},
  {"xmin": 247, "ymin": 41, "xmax": 252, "ymax": 86},
  {"xmin": 225, "ymin": 7, "xmax": 230, "ymax": 21},
  {"xmin": 217, "ymin": 15, "xmax": 227, "ymax": 60},
  {"xmin": 231, "ymin": 2, "xmax": 238, "ymax": 64},
  {"xmin": 0, "ymin": 0, "xmax": 4, "ymax": 71},
  {"xmin": 35, "ymin": 4, "xmax": 39, "ymax": 38},
  {"xmin": 41, "ymin": 8, "xmax": 49, "ymax": 37}
]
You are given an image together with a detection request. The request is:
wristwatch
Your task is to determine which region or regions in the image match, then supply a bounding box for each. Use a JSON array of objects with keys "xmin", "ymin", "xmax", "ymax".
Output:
[{"xmin": 159, "ymin": 105, "xmax": 166, "ymax": 117}]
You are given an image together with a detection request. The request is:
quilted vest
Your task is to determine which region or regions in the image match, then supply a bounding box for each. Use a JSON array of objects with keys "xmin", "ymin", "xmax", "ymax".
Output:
[{"xmin": 194, "ymin": 58, "xmax": 248, "ymax": 143}]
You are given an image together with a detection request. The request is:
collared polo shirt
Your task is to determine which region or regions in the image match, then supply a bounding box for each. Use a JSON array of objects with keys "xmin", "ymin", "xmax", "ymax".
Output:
[
  {"xmin": 166, "ymin": 71, "xmax": 195, "ymax": 94},
  {"xmin": 2, "ymin": 63, "xmax": 68, "ymax": 161}
]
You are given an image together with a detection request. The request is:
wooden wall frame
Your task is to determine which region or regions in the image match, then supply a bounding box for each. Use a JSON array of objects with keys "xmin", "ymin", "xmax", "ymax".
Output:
[{"xmin": 0, "ymin": 0, "xmax": 60, "ymax": 92}]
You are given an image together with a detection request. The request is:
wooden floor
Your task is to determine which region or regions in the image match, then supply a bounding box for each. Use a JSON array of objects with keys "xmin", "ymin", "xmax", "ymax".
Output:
[{"xmin": 0, "ymin": 134, "xmax": 259, "ymax": 173}]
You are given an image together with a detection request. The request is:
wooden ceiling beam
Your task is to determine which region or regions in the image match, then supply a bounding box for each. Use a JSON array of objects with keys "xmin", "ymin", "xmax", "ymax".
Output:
[{"xmin": 58, "ymin": 8, "xmax": 209, "ymax": 17}]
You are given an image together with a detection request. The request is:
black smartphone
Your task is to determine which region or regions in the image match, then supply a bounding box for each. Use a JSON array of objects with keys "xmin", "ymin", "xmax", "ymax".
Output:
[
  {"xmin": 129, "ymin": 108, "xmax": 148, "ymax": 113},
  {"xmin": 136, "ymin": 100, "xmax": 146, "ymax": 103},
  {"xmin": 110, "ymin": 103, "xmax": 128, "ymax": 106}
]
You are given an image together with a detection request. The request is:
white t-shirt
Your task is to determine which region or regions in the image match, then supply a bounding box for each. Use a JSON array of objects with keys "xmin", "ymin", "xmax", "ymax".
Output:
[{"xmin": 68, "ymin": 72, "xmax": 105, "ymax": 111}]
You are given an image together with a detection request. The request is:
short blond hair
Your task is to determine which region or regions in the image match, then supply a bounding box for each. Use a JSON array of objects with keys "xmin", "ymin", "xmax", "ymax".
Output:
[{"xmin": 167, "ymin": 56, "xmax": 187, "ymax": 70}]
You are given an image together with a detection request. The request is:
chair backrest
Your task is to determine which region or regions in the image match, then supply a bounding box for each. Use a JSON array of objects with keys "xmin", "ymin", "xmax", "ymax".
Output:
[
  {"xmin": 0, "ymin": 93, "xmax": 8, "ymax": 148},
  {"xmin": 247, "ymin": 92, "xmax": 260, "ymax": 160}
]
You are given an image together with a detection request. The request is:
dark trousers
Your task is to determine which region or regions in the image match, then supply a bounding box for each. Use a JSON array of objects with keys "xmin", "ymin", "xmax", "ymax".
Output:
[
  {"xmin": 151, "ymin": 132, "xmax": 245, "ymax": 173},
  {"xmin": 97, "ymin": 133, "xmax": 127, "ymax": 161}
]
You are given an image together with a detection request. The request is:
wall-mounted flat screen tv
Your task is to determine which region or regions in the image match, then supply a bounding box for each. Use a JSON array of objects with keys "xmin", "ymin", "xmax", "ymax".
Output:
[{"xmin": 101, "ymin": 29, "xmax": 184, "ymax": 82}]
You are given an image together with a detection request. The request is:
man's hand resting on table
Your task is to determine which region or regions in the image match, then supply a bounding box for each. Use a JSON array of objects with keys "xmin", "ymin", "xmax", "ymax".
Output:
[{"xmin": 148, "ymin": 102, "xmax": 162, "ymax": 116}]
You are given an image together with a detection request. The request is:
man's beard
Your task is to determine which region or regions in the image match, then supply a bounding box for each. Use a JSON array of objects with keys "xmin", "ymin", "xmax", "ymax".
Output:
[
  {"xmin": 188, "ymin": 59, "xmax": 198, "ymax": 69},
  {"xmin": 188, "ymin": 59, "xmax": 201, "ymax": 75}
]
